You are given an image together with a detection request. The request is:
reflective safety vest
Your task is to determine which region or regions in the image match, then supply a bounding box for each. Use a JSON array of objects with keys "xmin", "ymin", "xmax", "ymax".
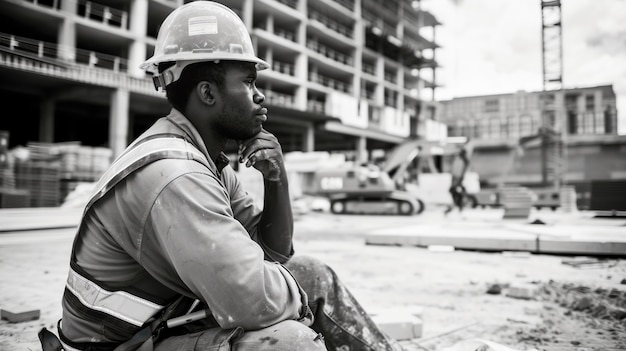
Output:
[{"xmin": 60, "ymin": 134, "xmax": 211, "ymax": 350}]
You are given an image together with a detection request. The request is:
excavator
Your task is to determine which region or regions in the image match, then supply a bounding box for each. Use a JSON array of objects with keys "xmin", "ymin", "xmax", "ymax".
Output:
[{"xmin": 311, "ymin": 137, "xmax": 476, "ymax": 215}]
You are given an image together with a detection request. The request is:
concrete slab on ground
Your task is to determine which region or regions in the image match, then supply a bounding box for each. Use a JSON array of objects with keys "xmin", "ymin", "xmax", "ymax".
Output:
[
  {"xmin": 365, "ymin": 221, "xmax": 626, "ymax": 256},
  {"xmin": 0, "ymin": 207, "xmax": 82, "ymax": 232},
  {"xmin": 365, "ymin": 224, "xmax": 538, "ymax": 252}
]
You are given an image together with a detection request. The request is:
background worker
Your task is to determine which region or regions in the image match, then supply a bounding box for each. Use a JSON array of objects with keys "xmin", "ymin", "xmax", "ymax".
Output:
[
  {"xmin": 44, "ymin": 2, "xmax": 405, "ymax": 351},
  {"xmin": 445, "ymin": 139, "xmax": 473, "ymax": 216}
]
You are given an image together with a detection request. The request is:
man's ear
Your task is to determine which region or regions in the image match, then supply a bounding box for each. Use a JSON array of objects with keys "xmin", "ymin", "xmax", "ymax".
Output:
[{"xmin": 197, "ymin": 81, "xmax": 217, "ymax": 106}]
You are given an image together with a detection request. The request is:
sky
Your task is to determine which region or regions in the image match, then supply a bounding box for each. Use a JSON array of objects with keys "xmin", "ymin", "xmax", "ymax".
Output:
[{"xmin": 420, "ymin": 0, "xmax": 626, "ymax": 135}]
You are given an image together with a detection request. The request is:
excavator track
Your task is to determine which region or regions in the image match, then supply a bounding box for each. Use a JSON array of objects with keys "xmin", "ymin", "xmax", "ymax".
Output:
[{"xmin": 330, "ymin": 193, "xmax": 424, "ymax": 216}]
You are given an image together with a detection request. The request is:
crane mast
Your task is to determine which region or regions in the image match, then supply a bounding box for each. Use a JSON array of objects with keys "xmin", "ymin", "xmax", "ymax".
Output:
[{"xmin": 540, "ymin": 0, "xmax": 565, "ymax": 189}]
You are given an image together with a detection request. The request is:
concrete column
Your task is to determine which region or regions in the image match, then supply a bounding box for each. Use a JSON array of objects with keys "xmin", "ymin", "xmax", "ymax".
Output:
[
  {"xmin": 294, "ymin": 53, "xmax": 307, "ymax": 109},
  {"xmin": 295, "ymin": 8, "xmax": 308, "ymax": 110},
  {"xmin": 128, "ymin": 0, "xmax": 149, "ymax": 78},
  {"xmin": 58, "ymin": 0, "xmax": 77, "ymax": 62},
  {"xmin": 375, "ymin": 57, "xmax": 384, "ymax": 105},
  {"xmin": 356, "ymin": 136, "xmax": 367, "ymax": 164},
  {"xmin": 577, "ymin": 94, "xmax": 586, "ymax": 134},
  {"xmin": 242, "ymin": 0, "xmax": 254, "ymax": 31},
  {"xmin": 594, "ymin": 90, "xmax": 603, "ymax": 132},
  {"xmin": 304, "ymin": 123, "xmax": 315, "ymax": 152},
  {"xmin": 266, "ymin": 13, "xmax": 274, "ymax": 33},
  {"xmin": 109, "ymin": 89, "xmax": 130, "ymax": 158},
  {"xmin": 39, "ymin": 98, "xmax": 55, "ymax": 142},
  {"xmin": 264, "ymin": 15, "xmax": 274, "ymax": 67},
  {"xmin": 353, "ymin": 0, "xmax": 363, "ymax": 101}
]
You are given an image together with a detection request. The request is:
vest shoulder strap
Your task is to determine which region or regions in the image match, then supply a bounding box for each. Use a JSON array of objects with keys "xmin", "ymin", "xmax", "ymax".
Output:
[{"xmin": 84, "ymin": 135, "xmax": 211, "ymax": 216}]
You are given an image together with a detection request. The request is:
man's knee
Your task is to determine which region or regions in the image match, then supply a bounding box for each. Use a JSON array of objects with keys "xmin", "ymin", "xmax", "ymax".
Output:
[
  {"xmin": 233, "ymin": 320, "xmax": 327, "ymax": 351},
  {"xmin": 286, "ymin": 255, "xmax": 327, "ymax": 272},
  {"xmin": 285, "ymin": 255, "xmax": 339, "ymax": 302},
  {"xmin": 286, "ymin": 256, "xmax": 334, "ymax": 283}
]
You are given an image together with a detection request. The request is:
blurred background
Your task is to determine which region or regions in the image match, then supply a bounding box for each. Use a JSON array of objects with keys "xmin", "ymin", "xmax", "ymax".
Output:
[{"xmin": 0, "ymin": 0, "xmax": 624, "ymax": 216}]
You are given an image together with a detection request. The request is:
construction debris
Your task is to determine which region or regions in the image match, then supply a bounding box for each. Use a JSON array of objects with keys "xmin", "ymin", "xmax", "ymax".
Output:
[
  {"xmin": 486, "ymin": 283, "xmax": 504, "ymax": 295},
  {"xmin": 441, "ymin": 338, "xmax": 539, "ymax": 351},
  {"xmin": 561, "ymin": 257, "xmax": 619, "ymax": 269},
  {"xmin": 506, "ymin": 284, "xmax": 538, "ymax": 300},
  {"xmin": 0, "ymin": 308, "xmax": 40, "ymax": 323},
  {"xmin": 369, "ymin": 306, "xmax": 424, "ymax": 341}
]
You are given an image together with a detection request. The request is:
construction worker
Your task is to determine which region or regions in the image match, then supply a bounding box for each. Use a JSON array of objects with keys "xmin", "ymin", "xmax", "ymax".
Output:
[
  {"xmin": 39, "ymin": 2, "xmax": 405, "ymax": 350},
  {"xmin": 445, "ymin": 139, "xmax": 473, "ymax": 215}
]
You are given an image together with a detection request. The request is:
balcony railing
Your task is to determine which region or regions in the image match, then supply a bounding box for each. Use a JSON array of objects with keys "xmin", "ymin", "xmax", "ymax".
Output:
[
  {"xmin": 275, "ymin": 0, "xmax": 298, "ymax": 10},
  {"xmin": 23, "ymin": 0, "xmax": 61, "ymax": 10},
  {"xmin": 0, "ymin": 32, "xmax": 156, "ymax": 96},
  {"xmin": 1, "ymin": 34, "xmax": 59, "ymax": 63},
  {"xmin": 362, "ymin": 62, "xmax": 376, "ymax": 76},
  {"xmin": 265, "ymin": 89, "xmax": 296, "ymax": 108},
  {"xmin": 274, "ymin": 28, "xmax": 297, "ymax": 43},
  {"xmin": 1, "ymin": 33, "xmax": 129, "ymax": 72},
  {"xmin": 272, "ymin": 60, "xmax": 295, "ymax": 76},
  {"xmin": 77, "ymin": 0, "xmax": 128, "ymax": 29},
  {"xmin": 308, "ymin": 9, "xmax": 354, "ymax": 39},
  {"xmin": 307, "ymin": 99, "xmax": 325, "ymax": 114},
  {"xmin": 22, "ymin": 0, "xmax": 128, "ymax": 29},
  {"xmin": 332, "ymin": 0, "xmax": 355, "ymax": 11},
  {"xmin": 306, "ymin": 38, "xmax": 353, "ymax": 66},
  {"xmin": 308, "ymin": 71, "xmax": 351, "ymax": 94}
]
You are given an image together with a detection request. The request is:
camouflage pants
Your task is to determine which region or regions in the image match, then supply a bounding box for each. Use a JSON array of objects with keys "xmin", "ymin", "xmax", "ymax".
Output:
[{"xmin": 286, "ymin": 255, "xmax": 398, "ymax": 351}]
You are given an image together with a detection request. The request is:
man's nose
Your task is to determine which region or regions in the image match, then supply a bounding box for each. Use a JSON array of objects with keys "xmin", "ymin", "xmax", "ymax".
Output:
[{"xmin": 254, "ymin": 90, "xmax": 265, "ymax": 104}]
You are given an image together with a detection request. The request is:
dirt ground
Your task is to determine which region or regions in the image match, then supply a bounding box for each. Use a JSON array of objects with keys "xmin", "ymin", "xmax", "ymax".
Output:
[
  {"xmin": 292, "ymin": 211, "xmax": 626, "ymax": 351},
  {"xmin": 1, "ymin": 209, "xmax": 625, "ymax": 351}
]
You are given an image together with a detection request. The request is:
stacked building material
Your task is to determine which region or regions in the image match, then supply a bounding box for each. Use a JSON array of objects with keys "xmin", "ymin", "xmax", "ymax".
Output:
[
  {"xmin": 54, "ymin": 143, "xmax": 112, "ymax": 181},
  {"xmin": 15, "ymin": 159, "xmax": 60, "ymax": 207},
  {"xmin": 58, "ymin": 146, "xmax": 112, "ymax": 204},
  {"xmin": 500, "ymin": 186, "xmax": 535, "ymax": 219},
  {"xmin": 0, "ymin": 130, "xmax": 13, "ymax": 189},
  {"xmin": 0, "ymin": 130, "xmax": 8, "ymax": 170},
  {"xmin": 0, "ymin": 131, "xmax": 31, "ymax": 208},
  {"xmin": 11, "ymin": 142, "xmax": 113, "ymax": 208}
]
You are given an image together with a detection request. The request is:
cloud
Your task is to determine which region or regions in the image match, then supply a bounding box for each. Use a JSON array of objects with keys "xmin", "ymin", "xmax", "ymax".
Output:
[{"xmin": 425, "ymin": 0, "xmax": 626, "ymax": 134}]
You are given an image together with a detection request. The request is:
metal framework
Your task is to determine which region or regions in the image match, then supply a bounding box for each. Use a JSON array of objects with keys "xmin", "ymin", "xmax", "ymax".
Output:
[
  {"xmin": 540, "ymin": 0, "xmax": 565, "ymax": 188},
  {"xmin": 541, "ymin": 0, "xmax": 563, "ymax": 91}
]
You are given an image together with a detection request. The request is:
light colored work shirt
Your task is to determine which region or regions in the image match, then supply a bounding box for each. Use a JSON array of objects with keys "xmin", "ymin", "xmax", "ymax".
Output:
[{"xmin": 61, "ymin": 109, "xmax": 306, "ymax": 344}]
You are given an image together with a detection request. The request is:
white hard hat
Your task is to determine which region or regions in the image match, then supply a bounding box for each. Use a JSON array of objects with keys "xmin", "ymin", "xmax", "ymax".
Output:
[{"xmin": 140, "ymin": 1, "xmax": 269, "ymax": 90}]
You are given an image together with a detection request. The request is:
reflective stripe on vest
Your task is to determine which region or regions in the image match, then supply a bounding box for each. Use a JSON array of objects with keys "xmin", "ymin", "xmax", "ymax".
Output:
[
  {"xmin": 66, "ymin": 267, "xmax": 164, "ymax": 327},
  {"xmin": 86, "ymin": 136, "xmax": 211, "ymax": 213},
  {"xmin": 66, "ymin": 135, "xmax": 211, "ymax": 330}
]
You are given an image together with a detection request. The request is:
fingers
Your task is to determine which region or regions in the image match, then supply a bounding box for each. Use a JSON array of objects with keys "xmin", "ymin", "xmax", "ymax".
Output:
[
  {"xmin": 245, "ymin": 148, "xmax": 271, "ymax": 167},
  {"xmin": 239, "ymin": 143, "xmax": 276, "ymax": 167},
  {"xmin": 237, "ymin": 130, "xmax": 284, "ymax": 181},
  {"xmin": 238, "ymin": 130, "xmax": 281, "ymax": 166}
]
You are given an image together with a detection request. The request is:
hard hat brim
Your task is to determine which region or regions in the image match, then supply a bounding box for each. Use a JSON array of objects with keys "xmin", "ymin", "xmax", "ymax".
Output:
[{"xmin": 140, "ymin": 53, "xmax": 270, "ymax": 73}]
